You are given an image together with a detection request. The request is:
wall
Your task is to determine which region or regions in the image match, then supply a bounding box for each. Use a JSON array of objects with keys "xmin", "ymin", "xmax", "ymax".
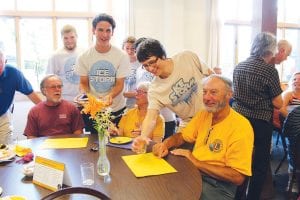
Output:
[{"xmin": 131, "ymin": 0, "xmax": 209, "ymax": 62}]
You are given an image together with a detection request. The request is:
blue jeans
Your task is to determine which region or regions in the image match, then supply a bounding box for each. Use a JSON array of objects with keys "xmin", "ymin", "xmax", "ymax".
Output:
[{"xmin": 201, "ymin": 175, "xmax": 237, "ymax": 200}]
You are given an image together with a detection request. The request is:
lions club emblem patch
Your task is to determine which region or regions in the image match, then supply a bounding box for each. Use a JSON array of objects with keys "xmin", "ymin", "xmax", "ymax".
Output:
[{"xmin": 209, "ymin": 139, "xmax": 223, "ymax": 152}]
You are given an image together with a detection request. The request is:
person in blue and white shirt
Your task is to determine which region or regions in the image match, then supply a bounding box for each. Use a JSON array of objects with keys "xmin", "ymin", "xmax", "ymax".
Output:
[
  {"xmin": 0, "ymin": 49, "xmax": 41, "ymax": 144},
  {"xmin": 47, "ymin": 24, "xmax": 85, "ymax": 101}
]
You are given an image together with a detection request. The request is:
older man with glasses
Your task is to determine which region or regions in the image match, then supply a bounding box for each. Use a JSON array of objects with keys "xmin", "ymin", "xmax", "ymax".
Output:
[
  {"xmin": 24, "ymin": 74, "xmax": 84, "ymax": 138},
  {"xmin": 132, "ymin": 38, "xmax": 212, "ymax": 153}
]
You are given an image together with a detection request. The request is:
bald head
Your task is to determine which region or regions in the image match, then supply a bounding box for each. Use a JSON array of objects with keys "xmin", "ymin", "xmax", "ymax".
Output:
[{"xmin": 273, "ymin": 39, "xmax": 292, "ymax": 64}]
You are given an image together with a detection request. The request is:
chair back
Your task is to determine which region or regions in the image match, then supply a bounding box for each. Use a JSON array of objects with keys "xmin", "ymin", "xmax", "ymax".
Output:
[
  {"xmin": 282, "ymin": 106, "xmax": 300, "ymax": 137},
  {"xmin": 40, "ymin": 187, "xmax": 111, "ymax": 200}
]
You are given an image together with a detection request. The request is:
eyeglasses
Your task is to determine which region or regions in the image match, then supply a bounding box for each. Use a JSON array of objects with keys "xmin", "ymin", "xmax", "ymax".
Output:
[
  {"xmin": 204, "ymin": 127, "xmax": 213, "ymax": 145},
  {"xmin": 142, "ymin": 57, "xmax": 158, "ymax": 69},
  {"xmin": 45, "ymin": 84, "xmax": 63, "ymax": 90},
  {"xmin": 136, "ymin": 89, "xmax": 147, "ymax": 95}
]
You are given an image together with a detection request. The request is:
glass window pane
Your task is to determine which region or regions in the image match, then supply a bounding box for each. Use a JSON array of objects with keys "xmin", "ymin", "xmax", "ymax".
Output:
[
  {"xmin": 220, "ymin": 0, "xmax": 252, "ymax": 21},
  {"xmin": 19, "ymin": 18, "xmax": 53, "ymax": 90},
  {"xmin": 237, "ymin": 0, "xmax": 252, "ymax": 21},
  {"xmin": 0, "ymin": 0, "xmax": 15, "ymax": 10},
  {"xmin": 55, "ymin": 0, "xmax": 88, "ymax": 12},
  {"xmin": 91, "ymin": 0, "xmax": 109, "ymax": 13},
  {"xmin": 220, "ymin": 0, "xmax": 238, "ymax": 21},
  {"xmin": 0, "ymin": 17, "xmax": 16, "ymax": 66},
  {"xmin": 220, "ymin": 25, "xmax": 236, "ymax": 79},
  {"xmin": 277, "ymin": 0, "xmax": 284, "ymax": 22},
  {"xmin": 17, "ymin": 0, "xmax": 52, "ymax": 11},
  {"xmin": 237, "ymin": 26, "xmax": 251, "ymax": 62},
  {"xmin": 285, "ymin": 0, "xmax": 300, "ymax": 23},
  {"xmin": 56, "ymin": 19, "xmax": 89, "ymax": 49}
]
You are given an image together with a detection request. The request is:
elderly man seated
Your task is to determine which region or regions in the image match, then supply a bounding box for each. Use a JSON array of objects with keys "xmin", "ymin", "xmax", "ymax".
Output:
[
  {"xmin": 24, "ymin": 74, "xmax": 84, "ymax": 138},
  {"xmin": 152, "ymin": 75, "xmax": 254, "ymax": 200}
]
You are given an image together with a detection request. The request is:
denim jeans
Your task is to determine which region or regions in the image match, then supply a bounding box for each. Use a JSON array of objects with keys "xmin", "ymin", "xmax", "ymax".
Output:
[{"xmin": 201, "ymin": 175, "xmax": 237, "ymax": 200}]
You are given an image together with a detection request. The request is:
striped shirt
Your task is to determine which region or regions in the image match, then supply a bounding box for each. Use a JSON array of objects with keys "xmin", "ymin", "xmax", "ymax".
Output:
[{"xmin": 233, "ymin": 56, "xmax": 282, "ymax": 121}]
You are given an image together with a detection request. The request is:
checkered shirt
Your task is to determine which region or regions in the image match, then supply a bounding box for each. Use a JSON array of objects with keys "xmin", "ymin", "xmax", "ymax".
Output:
[{"xmin": 233, "ymin": 56, "xmax": 282, "ymax": 122}]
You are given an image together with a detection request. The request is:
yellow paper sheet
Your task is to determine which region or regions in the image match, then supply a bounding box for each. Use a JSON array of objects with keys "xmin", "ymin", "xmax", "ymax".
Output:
[
  {"xmin": 122, "ymin": 153, "xmax": 177, "ymax": 177},
  {"xmin": 41, "ymin": 137, "xmax": 88, "ymax": 149}
]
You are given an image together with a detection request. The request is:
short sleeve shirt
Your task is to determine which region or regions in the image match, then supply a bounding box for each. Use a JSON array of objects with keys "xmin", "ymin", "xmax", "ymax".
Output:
[
  {"xmin": 0, "ymin": 65, "xmax": 33, "ymax": 116},
  {"xmin": 233, "ymin": 56, "xmax": 282, "ymax": 121}
]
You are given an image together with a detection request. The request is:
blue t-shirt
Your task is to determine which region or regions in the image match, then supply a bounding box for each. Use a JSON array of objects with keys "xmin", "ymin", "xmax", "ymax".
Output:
[{"xmin": 0, "ymin": 65, "xmax": 34, "ymax": 116}]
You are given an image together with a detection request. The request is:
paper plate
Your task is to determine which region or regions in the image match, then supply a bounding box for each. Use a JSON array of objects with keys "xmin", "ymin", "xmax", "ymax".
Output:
[
  {"xmin": 0, "ymin": 148, "xmax": 16, "ymax": 162},
  {"xmin": 109, "ymin": 137, "xmax": 132, "ymax": 144}
]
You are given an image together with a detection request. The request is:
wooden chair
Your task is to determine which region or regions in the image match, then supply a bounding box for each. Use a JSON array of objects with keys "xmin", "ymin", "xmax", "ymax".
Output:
[{"xmin": 40, "ymin": 187, "xmax": 111, "ymax": 200}]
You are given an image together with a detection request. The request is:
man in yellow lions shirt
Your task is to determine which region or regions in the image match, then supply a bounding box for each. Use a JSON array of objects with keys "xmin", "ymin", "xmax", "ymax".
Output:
[{"xmin": 152, "ymin": 74, "xmax": 254, "ymax": 200}]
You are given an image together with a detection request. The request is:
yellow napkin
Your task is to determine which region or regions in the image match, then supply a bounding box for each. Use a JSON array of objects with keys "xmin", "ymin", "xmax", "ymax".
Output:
[
  {"xmin": 14, "ymin": 145, "xmax": 32, "ymax": 157},
  {"xmin": 0, "ymin": 195, "xmax": 27, "ymax": 200},
  {"xmin": 122, "ymin": 153, "xmax": 177, "ymax": 177},
  {"xmin": 41, "ymin": 137, "xmax": 88, "ymax": 149}
]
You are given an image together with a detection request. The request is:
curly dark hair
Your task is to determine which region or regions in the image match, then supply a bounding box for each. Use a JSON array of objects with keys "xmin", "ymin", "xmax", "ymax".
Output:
[
  {"xmin": 136, "ymin": 38, "xmax": 167, "ymax": 62},
  {"xmin": 92, "ymin": 13, "xmax": 116, "ymax": 30}
]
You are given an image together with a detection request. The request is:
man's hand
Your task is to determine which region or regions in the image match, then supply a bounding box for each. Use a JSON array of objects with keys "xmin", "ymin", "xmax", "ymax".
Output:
[
  {"xmin": 103, "ymin": 94, "xmax": 113, "ymax": 106},
  {"xmin": 131, "ymin": 136, "xmax": 151, "ymax": 153},
  {"xmin": 152, "ymin": 142, "xmax": 169, "ymax": 158},
  {"xmin": 171, "ymin": 148, "xmax": 192, "ymax": 160}
]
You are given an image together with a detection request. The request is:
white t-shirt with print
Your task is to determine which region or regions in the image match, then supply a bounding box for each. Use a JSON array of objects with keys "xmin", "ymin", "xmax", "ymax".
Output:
[
  {"xmin": 136, "ymin": 66, "xmax": 176, "ymax": 122},
  {"xmin": 148, "ymin": 51, "xmax": 209, "ymax": 124},
  {"xmin": 75, "ymin": 46, "xmax": 130, "ymax": 112},
  {"xmin": 47, "ymin": 47, "xmax": 85, "ymax": 101}
]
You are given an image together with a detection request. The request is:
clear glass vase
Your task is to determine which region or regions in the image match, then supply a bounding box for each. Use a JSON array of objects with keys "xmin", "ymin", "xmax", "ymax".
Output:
[{"xmin": 97, "ymin": 133, "xmax": 110, "ymax": 176}]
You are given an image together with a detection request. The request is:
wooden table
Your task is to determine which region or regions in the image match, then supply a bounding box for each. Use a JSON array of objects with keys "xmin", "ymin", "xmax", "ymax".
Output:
[{"xmin": 0, "ymin": 134, "xmax": 202, "ymax": 199}]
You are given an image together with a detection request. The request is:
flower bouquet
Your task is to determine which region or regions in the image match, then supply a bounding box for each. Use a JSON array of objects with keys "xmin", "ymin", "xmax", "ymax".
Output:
[{"xmin": 81, "ymin": 94, "xmax": 112, "ymax": 176}]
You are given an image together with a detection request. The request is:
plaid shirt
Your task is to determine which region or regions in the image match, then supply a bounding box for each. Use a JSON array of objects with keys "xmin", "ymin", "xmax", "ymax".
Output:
[{"xmin": 233, "ymin": 56, "xmax": 282, "ymax": 122}]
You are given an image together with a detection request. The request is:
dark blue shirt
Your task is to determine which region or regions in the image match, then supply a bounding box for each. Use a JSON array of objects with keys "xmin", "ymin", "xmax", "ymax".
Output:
[{"xmin": 0, "ymin": 65, "xmax": 34, "ymax": 116}]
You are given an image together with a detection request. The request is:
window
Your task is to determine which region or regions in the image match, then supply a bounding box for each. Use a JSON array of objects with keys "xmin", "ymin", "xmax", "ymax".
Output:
[
  {"xmin": 219, "ymin": 0, "xmax": 253, "ymax": 79},
  {"xmin": 277, "ymin": 0, "xmax": 300, "ymax": 82},
  {"xmin": 55, "ymin": 0, "xmax": 88, "ymax": 12},
  {"xmin": 0, "ymin": 0, "xmax": 129, "ymax": 90},
  {"xmin": 20, "ymin": 18, "xmax": 53, "ymax": 85},
  {"xmin": 0, "ymin": 17, "xmax": 16, "ymax": 66},
  {"xmin": 17, "ymin": 0, "xmax": 52, "ymax": 11}
]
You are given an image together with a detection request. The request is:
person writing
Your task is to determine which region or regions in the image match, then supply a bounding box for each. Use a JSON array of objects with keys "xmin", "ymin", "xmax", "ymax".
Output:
[
  {"xmin": 152, "ymin": 75, "xmax": 254, "ymax": 199},
  {"xmin": 0, "ymin": 49, "xmax": 41, "ymax": 144},
  {"xmin": 24, "ymin": 74, "xmax": 84, "ymax": 138},
  {"xmin": 132, "ymin": 38, "xmax": 211, "ymax": 152}
]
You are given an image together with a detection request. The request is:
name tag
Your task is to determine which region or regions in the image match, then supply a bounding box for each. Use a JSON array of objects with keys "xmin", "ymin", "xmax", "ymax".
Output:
[{"xmin": 59, "ymin": 114, "xmax": 67, "ymax": 119}]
